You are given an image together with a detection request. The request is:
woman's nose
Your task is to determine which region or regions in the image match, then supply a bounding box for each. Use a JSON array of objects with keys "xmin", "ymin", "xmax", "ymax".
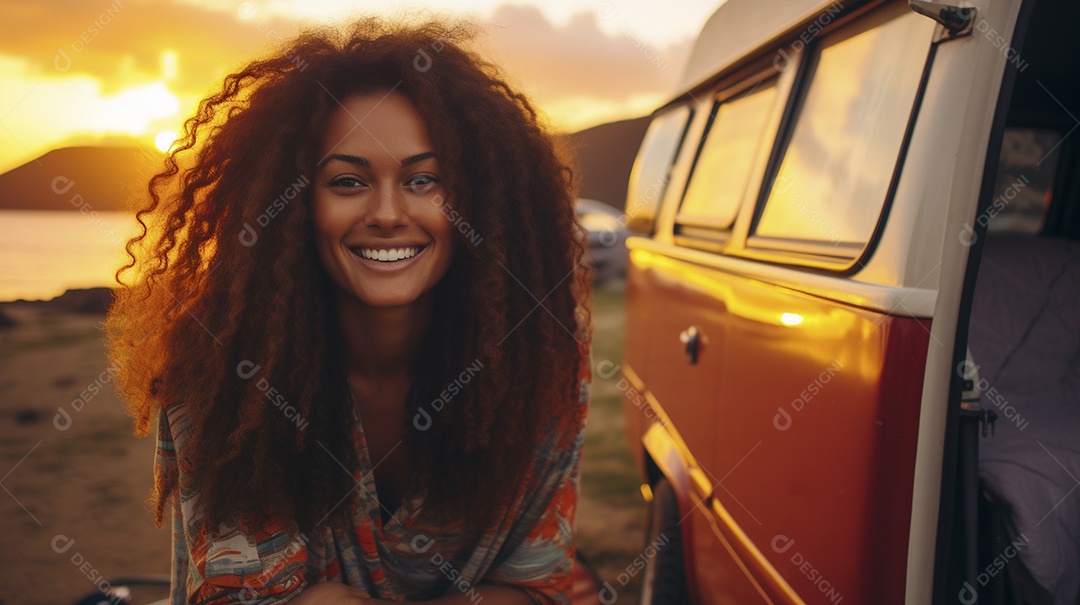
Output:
[{"xmin": 366, "ymin": 186, "xmax": 408, "ymax": 230}]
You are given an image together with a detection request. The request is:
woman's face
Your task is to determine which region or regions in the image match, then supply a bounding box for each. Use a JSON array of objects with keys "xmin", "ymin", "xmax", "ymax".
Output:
[{"xmin": 311, "ymin": 92, "xmax": 454, "ymax": 309}]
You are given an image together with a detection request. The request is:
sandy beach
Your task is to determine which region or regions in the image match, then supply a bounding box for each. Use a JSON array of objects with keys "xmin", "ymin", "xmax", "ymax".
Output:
[
  {"xmin": 0, "ymin": 283, "xmax": 645, "ymax": 605},
  {"xmin": 0, "ymin": 299, "xmax": 171, "ymax": 605}
]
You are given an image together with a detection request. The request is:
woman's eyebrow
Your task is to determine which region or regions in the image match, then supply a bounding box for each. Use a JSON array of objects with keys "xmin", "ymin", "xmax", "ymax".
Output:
[
  {"xmin": 316, "ymin": 151, "xmax": 436, "ymax": 170},
  {"xmin": 317, "ymin": 153, "xmax": 369, "ymax": 169},
  {"xmin": 401, "ymin": 151, "xmax": 437, "ymax": 167}
]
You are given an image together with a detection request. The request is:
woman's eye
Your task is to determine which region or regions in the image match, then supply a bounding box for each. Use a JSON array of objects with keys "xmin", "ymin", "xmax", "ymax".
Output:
[
  {"xmin": 406, "ymin": 174, "xmax": 439, "ymax": 194},
  {"xmin": 328, "ymin": 176, "xmax": 366, "ymax": 189}
]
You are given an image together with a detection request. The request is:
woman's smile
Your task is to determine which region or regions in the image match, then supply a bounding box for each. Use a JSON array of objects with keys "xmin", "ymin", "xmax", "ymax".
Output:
[
  {"xmin": 348, "ymin": 243, "xmax": 431, "ymax": 272},
  {"xmin": 352, "ymin": 245, "xmax": 424, "ymax": 262}
]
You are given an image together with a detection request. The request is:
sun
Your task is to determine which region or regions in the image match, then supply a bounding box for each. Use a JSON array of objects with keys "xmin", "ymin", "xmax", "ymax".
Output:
[{"xmin": 154, "ymin": 130, "xmax": 178, "ymax": 153}]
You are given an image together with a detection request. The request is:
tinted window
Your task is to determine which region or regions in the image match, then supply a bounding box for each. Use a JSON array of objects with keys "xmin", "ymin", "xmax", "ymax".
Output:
[
  {"xmin": 625, "ymin": 105, "xmax": 693, "ymax": 234},
  {"xmin": 678, "ymin": 80, "xmax": 779, "ymax": 230},
  {"xmin": 754, "ymin": 9, "xmax": 934, "ymax": 247}
]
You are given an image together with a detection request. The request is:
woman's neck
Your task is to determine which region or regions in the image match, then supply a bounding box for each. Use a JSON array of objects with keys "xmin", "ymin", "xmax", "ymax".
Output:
[{"xmin": 335, "ymin": 290, "xmax": 432, "ymax": 381}]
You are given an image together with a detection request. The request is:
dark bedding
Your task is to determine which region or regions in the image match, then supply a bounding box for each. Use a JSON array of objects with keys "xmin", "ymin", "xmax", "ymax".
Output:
[{"xmin": 968, "ymin": 235, "xmax": 1080, "ymax": 604}]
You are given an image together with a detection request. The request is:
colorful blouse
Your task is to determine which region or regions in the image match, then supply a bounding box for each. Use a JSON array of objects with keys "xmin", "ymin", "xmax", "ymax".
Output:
[{"xmin": 157, "ymin": 354, "xmax": 591, "ymax": 605}]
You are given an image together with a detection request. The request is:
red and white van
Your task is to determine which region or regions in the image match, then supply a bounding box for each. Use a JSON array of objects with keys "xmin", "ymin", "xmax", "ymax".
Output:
[{"xmin": 617, "ymin": 0, "xmax": 1079, "ymax": 603}]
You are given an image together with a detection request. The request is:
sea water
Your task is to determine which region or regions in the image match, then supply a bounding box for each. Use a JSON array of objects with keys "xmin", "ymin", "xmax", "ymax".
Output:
[{"xmin": 0, "ymin": 209, "xmax": 139, "ymax": 301}]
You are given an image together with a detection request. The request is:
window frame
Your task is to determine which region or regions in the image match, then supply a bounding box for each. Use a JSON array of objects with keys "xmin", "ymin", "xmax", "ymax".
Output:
[
  {"xmin": 732, "ymin": 1, "xmax": 938, "ymax": 273},
  {"xmin": 670, "ymin": 62, "xmax": 796, "ymax": 254},
  {"xmin": 674, "ymin": 72, "xmax": 782, "ymax": 237},
  {"xmin": 624, "ymin": 103, "xmax": 696, "ymax": 236}
]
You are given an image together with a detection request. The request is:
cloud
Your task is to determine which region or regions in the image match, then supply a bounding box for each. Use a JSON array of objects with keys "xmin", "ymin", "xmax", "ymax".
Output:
[
  {"xmin": 0, "ymin": 0, "xmax": 300, "ymax": 95},
  {"xmin": 0, "ymin": 0, "xmax": 693, "ymax": 170},
  {"xmin": 477, "ymin": 4, "xmax": 690, "ymax": 104}
]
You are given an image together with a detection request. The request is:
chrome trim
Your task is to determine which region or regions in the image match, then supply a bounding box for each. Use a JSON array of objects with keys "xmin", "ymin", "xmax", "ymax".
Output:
[{"xmin": 909, "ymin": 1, "xmax": 976, "ymax": 38}]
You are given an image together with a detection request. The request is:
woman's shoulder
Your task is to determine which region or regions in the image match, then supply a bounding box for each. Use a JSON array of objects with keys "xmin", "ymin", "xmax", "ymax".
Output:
[{"xmin": 157, "ymin": 395, "xmax": 194, "ymax": 453}]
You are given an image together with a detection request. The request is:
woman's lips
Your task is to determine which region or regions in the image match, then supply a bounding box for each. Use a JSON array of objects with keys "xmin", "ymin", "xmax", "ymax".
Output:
[{"xmin": 347, "ymin": 244, "xmax": 428, "ymax": 271}]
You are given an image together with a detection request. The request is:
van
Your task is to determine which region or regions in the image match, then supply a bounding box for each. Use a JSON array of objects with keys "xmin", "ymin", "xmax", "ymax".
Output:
[{"xmin": 617, "ymin": 0, "xmax": 1079, "ymax": 603}]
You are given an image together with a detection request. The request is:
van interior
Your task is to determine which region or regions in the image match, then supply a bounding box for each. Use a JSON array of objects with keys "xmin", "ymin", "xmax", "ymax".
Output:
[{"xmin": 954, "ymin": 0, "xmax": 1080, "ymax": 602}]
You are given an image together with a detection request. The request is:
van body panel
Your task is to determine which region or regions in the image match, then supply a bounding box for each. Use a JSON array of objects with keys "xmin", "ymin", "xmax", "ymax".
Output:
[
  {"xmin": 624, "ymin": 364, "xmax": 806, "ymax": 605},
  {"xmin": 624, "ymin": 242, "xmax": 931, "ymax": 603},
  {"xmin": 687, "ymin": 503, "xmax": 771, "ymax": 604},
  {"xmin": 621, "ymin": 371, "xmax": 771, "ymax": 604},
  {"xmin": 641, "ymin": 421, "xmax": 772, "ymax": 604},
  {"xmin": 626, "ymin": 238, "xmax": 938, "ymax": 316}
]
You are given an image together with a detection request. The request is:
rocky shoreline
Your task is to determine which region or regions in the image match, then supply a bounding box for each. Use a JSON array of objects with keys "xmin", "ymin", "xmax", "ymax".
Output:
[{"xmin": 0, "ymin": 287, "xmax": 114, "ymax": 327}]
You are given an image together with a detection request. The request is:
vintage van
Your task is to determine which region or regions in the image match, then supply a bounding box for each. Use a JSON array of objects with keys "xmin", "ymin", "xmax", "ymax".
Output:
[{"xmin": 617, "ymin": 0, "xmax": 1079, "ymax": 603}]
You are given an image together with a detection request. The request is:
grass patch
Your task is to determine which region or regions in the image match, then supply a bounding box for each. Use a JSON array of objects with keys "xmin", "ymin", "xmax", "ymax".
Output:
[
  {"xmin": 588, "ymin": 283, "xmax": 625, "ymax": 370},
  {"xmin": 582, "ymin": 466, "xmax": 643, "ymax": 500},
  {"xmin": 588, "ymin": 391, "xmax": 621, "ymax": 412},
  {"xmin": 581, "ymin": 548, "xmax": 642, "ymax": 571},
  {"xmin": 579, "ymin": 279, "xmax": 649, "ymax": 603},
  {"xmin": 592, "ymin": 282, "xmax": 626, "ymax": 316}
]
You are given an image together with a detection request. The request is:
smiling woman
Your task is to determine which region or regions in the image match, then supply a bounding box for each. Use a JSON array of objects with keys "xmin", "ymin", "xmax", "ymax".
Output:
[{"xmin": 104, "ymin": 16, "xmax": 592, "ymax": 605}]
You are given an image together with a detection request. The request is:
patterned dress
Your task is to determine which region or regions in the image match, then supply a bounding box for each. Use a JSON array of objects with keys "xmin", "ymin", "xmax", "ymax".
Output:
[{"xmin": 158, "ymin": 355, "xmax": 591, "ymax": 605}]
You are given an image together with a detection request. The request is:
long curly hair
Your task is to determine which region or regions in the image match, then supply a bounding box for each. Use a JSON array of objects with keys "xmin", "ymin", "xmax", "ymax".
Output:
[{"xmin": 105, "ymin": 17, "xmax": 591, "ymax": 535}]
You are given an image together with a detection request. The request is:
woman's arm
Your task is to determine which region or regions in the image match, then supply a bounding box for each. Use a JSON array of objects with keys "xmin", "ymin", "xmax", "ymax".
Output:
[
  {"xmin": 289, "ymin": 582, "xmax": 533, "ymax": 605},
  {"xmin": 159, "ymin": 400, "xmax": 310, "ymax": 604}
]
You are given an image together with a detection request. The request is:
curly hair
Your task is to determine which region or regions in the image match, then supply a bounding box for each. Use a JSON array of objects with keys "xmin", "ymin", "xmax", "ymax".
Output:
[{"xmin": 105, "ymin": 17, "xmax": 591, "ymax": 536}]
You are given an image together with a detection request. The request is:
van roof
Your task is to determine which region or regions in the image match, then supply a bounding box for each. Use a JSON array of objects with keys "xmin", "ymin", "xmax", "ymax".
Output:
[{"xmin": 680, "ymin": 0, "xmax": 845, "ymax": 93}]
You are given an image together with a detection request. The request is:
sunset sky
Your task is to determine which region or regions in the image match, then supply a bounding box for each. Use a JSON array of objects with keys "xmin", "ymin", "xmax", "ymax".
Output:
[{"xmin": 0, "ymin": 0, "xmax": 721, "ymax": 174}]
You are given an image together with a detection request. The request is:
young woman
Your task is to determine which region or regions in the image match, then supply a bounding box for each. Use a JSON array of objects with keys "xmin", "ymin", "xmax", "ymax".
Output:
[{"xmin": 106, "ymin": 18, "xmax": 591, "ymax": 605}]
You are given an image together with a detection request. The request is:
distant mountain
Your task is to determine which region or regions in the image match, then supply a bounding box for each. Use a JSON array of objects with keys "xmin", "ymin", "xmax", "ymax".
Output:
[
  {"xmin": 0, "ymin": 146, "xmax": 165, "ymax": 212},
  {"xmin": 565, "ymin": 116, "xmax": 651, "ymax": 211},
  {"xmin": 0, "ymin": 119, "xmax": 649, "ymax": 214}
]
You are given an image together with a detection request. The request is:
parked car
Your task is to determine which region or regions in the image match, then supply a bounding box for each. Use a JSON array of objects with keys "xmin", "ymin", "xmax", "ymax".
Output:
[
  {"xmin": 577, "ymin": 198, "xmax": 629, "ymax": 284},
  {"xmin": 618, "ymin": 0, "xmax": 1079, "ymax": 604}
]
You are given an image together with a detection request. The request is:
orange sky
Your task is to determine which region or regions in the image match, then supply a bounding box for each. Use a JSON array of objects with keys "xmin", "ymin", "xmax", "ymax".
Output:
[{"xmin": 0, "ymin": 0, "xmax": 719, "ymax": 174}]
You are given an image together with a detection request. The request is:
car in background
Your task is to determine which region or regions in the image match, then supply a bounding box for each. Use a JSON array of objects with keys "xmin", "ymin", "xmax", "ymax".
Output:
[{"xmin": 577, "ymin": 198, "xmax": 628, "ymax": 284}]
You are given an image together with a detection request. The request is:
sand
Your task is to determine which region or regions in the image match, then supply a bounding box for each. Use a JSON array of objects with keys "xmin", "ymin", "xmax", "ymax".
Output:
[
  {"xmin": 0, "ymin": 302, "xmax": 171, "ymax": 605},
  {"xmin": 0, "ymin": 283, "xmax": 645, "ymax": 605}
]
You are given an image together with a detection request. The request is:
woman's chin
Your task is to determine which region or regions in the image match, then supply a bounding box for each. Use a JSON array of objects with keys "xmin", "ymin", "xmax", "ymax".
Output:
[{"xmin": 338, "ymin": 284, "xmax": 433, "ymax": 310}]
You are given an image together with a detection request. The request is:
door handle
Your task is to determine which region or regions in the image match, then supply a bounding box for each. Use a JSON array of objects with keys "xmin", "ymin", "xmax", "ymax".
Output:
[{"xmin": 679, "ymin": 326, "xmax": 701, "ymax": 365}]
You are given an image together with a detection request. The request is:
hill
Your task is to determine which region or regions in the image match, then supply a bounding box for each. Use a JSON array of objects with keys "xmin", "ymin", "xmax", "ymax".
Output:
[
  {"xmin": 0, "ymin": 146, "xmax": 164, "ymax": 212},
  {"xmin": 0, "ymin": 117, "xmax": 650, "ymax": 214}
]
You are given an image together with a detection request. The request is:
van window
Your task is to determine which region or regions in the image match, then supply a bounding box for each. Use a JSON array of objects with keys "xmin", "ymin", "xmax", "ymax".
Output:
[
  {"xmin": 625, "ymin": 105, "xmax": 693, "ymax": 234},
  {"xmin": 677, "ymin": 79, "xmax": 779, "ymax": 231},
  {"xmin": 986, "ymin": 128, "xmax": 1062, "ymax": 234},
  {"xmin": 752, "ymin": 9, "xmax": 934, "ymax": 250}
]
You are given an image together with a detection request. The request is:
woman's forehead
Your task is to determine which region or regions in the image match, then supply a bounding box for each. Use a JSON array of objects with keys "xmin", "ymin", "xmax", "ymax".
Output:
[{"xmin": 318, "ymin": 91, "xmax": 436, "ymax": 165}]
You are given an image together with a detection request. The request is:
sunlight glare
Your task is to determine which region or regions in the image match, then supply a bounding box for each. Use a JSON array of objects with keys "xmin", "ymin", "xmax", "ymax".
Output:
[
  {"xmin": 98, "ymin": 82, "xmax": 181, "ymax": 137},
  {"xmin": 155, "ymin": 130, "xmax": 178, "ymax": 152},
  {"xmin": 781, "ymin": 313, "xmax": 805, "ymax": 327}
]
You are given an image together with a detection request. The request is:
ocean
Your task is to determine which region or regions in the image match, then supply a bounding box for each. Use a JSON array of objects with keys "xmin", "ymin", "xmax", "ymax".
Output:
[{"xmin": 0, "ymin": 209, "xmax": 141, "ymax": 302}]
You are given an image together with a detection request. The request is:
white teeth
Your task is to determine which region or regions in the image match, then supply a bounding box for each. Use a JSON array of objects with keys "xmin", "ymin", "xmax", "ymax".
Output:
[{"xmin": 356, "ymin": 246, "xmax": 421, "ymax": 262}]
